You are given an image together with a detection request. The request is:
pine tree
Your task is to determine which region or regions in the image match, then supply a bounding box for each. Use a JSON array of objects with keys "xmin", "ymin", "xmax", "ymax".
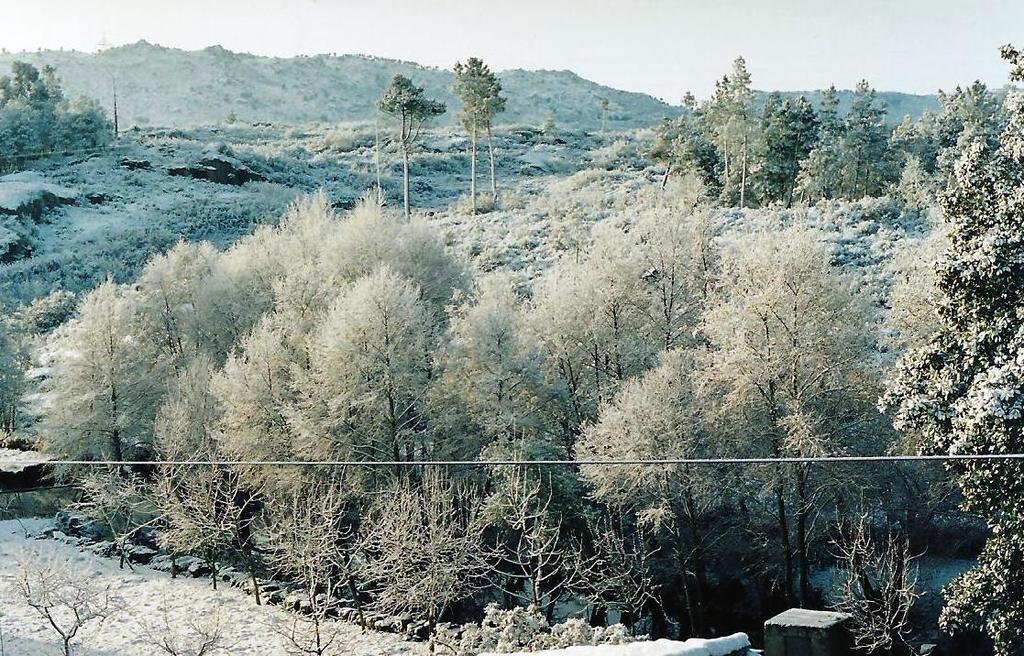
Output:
[
  {"xmin": 700, "ymin": 57, "xmax": 756, "ymax": 206},
  {"xmin": 378, "ymin": 74, "xmax": 446, "ymax": 219},
  {"xmin": 841, "ymin": 80, "xmax": 897, "ymax": 197},
  {"xmin": 453, "ymin": 58, "xmax": 505, "ymax": 213},
  {"xmin": 756, "ymin": 93, "xmax": 819, "ymax": 206},
  {"xmin": 883, "ymin": 46, "xmax": 1024, "ymax": 656}
]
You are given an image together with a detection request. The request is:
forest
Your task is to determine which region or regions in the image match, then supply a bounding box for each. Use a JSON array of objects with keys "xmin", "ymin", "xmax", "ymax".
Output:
[{"xmin": 0, "ymin": 38, "xmax": 1023, "ymax": 656}]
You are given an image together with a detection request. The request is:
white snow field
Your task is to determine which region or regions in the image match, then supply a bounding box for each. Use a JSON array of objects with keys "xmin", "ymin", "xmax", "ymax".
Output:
[
  {"xmin": 481, "ymin": 633, "xmax": 751, "ymax": 656},
  {"xmin": 0, "ymin": 518, "xmax": 426, "ymax": 656}
]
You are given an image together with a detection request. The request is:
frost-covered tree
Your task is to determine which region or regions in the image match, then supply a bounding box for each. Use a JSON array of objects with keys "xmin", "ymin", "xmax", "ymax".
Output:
[
  {"xmin": 212, "ymin": 317, "xmax": 297, "ymax": 470},
  {"xmin": 933, "ymin": 80, "xmax": 1003, "ymax": 179},
  {"xmin": 840, "ymin": 80, "xmax": 898, "ymax": 198},
  {"xmin": 832, "ymin": 514, "xmax": 920, "ymax": 656},
  {"xmin": 289, "ymin": 267, "xmax": 432, "ymax": 466},
  {"xmin": 156, "ymin": 356, "xmax": 265, "ymax": 599},
  {"xmin": 886, "ymin": 227, "xmax": 949, "ymax": 352},
  {"xmin": 578, "ymin": 349, "xmax": 721, "ymax": 634},
  {"xmin": 530, "ymin": 226, "xmax": 655, "ymax": 438},
  {"xmin": 453, "ymin": 58, "xmax": 505, "ymax": 211},
  {"xmin": 487, "ymin": 466, "xmax": 591, "ymax": 618},
  {"xmin": 429, "ymin": 274, "xmax": 547, "ymax": 457},
  {"xmin": 700, "ymin": 227, "xmax": 882, "ymax": 606},
  {"xmin": 136, "ymin": 240, "xmax": 220, "ymax": 364},
  {"xmin": 0, "ymin": 61, "xmax": 111, "ymax": 171},
  {"xmin": 795, "ymin": 86, "xmax": 844, "ymax": 201},
  {"xmin": 649, "ymin": 113, "xmax": 721, "ymax": 195},
  {"xmin": 632, "ymin": 208, "xmax": 718, "ymax": 351},
  {"xmin": 0, "ymin": 309, "xmax": 25, "ymax": 434},
  {"xmin": 268, "ymin": 480, "xmax": 362, "ymax": 653},
  {"xmin": 15, "ymin": 548, "xmax": 119, "ymax": 656},
  {"xmin": 378, "ymin": 74, "xmax": 446, "ymax": 218},
  {"xmin": 882, "ymin": 46, "xmax": 1024, "ymax": 656},
  {"xmin": 41, "ymin": 280, "xmax": 167, "ymax": 461},
  {"xmin": 76, "ymin": 472, "xmax": 155, "ymax": 569}
]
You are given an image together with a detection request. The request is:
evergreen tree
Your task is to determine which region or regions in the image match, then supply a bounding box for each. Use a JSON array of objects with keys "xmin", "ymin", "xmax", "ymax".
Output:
[
  {"xmin": 649, "ymin": 113, "xmax": 722, "ymax": 195},
  {"xmin": 453, "ymin": 58, "xmax": 505, "ymax": 212},
  {"xmin": 378, "ymin": 74, "xmax": 446, "ymax": 219},
  {"xmin": 883, "ymin": 46, "xmax": 1024, "ymax": 656},
  {"xmin": 700, "ymin": 57, "xmax": 756, "ymax": 206},
  {"xmin": 756, "ymin": 93, "xmax": 819, "ymax": 206},
  {"xmin": 841, "ymin": 80, "xmax": 897, "ymax": 197}
]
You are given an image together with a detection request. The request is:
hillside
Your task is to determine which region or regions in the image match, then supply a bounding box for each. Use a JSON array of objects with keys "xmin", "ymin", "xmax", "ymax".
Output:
[
  {"xmin": 0, "ymin": 42, "xmax": 679, "ymax": 130},
  {"xmin": 0, "ymin": 42, "xmax": 942, "ymax": 131}
]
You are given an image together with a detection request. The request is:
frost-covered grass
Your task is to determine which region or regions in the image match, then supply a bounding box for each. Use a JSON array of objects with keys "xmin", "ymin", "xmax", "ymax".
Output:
[
  {"xmin": 0, "ymin": 123, "xmax": 633, "ymax": 301},
  {"xmin": 0, "ymin": 518, "xmax": 427, "ymax": 656}
]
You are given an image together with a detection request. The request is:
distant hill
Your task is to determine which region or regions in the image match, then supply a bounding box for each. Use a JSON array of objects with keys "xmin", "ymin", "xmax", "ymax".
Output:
[
  {"xmin": 0, "ymin": 42, "xmax": 939, "ymax": 129},
  {"xmin": 0, "ymin": 42, "xmax": 679, "ymax": 130}
]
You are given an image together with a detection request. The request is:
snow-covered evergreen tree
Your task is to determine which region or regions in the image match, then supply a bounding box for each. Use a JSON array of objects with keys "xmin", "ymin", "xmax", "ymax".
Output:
[{"xmin": 883, "ymin": 45, "xmax": 1024, "ymax": 655}]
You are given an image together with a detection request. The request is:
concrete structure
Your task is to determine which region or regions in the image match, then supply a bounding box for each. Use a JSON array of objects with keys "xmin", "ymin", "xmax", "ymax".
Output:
[{"xmin": 764, "ymin": 608, "xmax": 853, "ymax": 656}]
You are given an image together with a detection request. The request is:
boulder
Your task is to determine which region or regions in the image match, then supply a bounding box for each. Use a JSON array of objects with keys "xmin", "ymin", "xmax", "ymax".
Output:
[
  {"xmin": 54, "ymin": 510, "xmax": 106, "ymax": 541},
  {"xmin": 118, "ymin": 158, "xmax": 151, "ymax": 170},
  {"xmin": 167, "ymin": 155, "xmax": 265, "ymax": 185},
  {"xmin": 0, "ymin": 172, "xmax": 77, "ymax": 219},
  {"xmin": 125, "ymin": 544, "xmax": 158, "ymax": 565}
]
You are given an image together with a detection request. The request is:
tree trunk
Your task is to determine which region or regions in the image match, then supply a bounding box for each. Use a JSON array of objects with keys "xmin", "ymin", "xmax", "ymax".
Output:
[
  {"xmin": 661, "ymin": 163, "xmax": 673, "ymax": 189},
  {"xmin": 347, "ymin": 573, "xmax": 367, "ymax": 630},
  {"xmin": 250, "ymin": 567, "xmax": 262, "ymax": 606},
  {"xmin": 110, "ymin": 384, "xmax": 123, "ymax": 462},
  {"xmin": 776, "ymin": 479, "xmax": 796, "ymax": 604},
  {"xmin": 374, "ymin": 116, "xmax": 383, "ymax": 205},
  {"xmin": 683, "ymin": 488, "xmax": 707, "ymax": 635},
  {"xmin": 487, "ymin": 124, "xmax": 498, "ymax": 204},
  {"xmin": 470, "ymin": 127, "xmax": 477, "ymax": 213},
  {"xmin": 740, "ymin": 132, "xmax": 748, "ymax": 207},
  {"xmin": 402, "ymin": 147, "xmax": 410, "ymax": 220},
  {"xmin": 796, "ymin": 465, "xmax": 812, "ymax": 607}
]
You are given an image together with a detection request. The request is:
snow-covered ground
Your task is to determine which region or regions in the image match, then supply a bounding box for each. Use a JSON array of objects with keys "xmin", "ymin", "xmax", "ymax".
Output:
[{"xmin": 0, "ymin": 518, "xmax": 426, "ymax": 656}]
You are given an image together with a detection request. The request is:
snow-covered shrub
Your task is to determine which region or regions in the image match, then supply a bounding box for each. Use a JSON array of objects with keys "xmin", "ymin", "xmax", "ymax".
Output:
[
  {"xmin": 16, "ymin": 289, "xmax": 77, "ymax": 333},
  {"xmin": 434, "ymin": 604, "xmax": 635, "ymax": 655}
]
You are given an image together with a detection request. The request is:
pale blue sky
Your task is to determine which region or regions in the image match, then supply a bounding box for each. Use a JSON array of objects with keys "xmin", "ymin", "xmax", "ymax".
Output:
[{"xmin": 1, "ymin": 0, "xmax": 1020, "ymax": 100}]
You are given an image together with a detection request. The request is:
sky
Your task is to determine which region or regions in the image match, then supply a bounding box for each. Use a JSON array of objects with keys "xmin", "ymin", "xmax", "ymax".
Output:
[{"xmin": 1, "ymin": 0, "xmax": 1021, "ymax": 100}]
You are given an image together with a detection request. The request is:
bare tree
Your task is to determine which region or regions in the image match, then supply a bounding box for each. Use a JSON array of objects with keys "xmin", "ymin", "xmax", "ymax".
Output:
[
  {"xmin": 267, "ymin": 479, "xmax": 363, "ymax": 656},
  {"xmin": 832, "ymin": 514, "xmax": 920, "ymax": 656},
  {"xmin": 75, "ymin": 471, "xmax": 157, "ymax": 569},
  {"xmin": 493, "ymin": 466, "xmax": 592, "ymax": 619},
  {"xmin": 14, "ymin": 549, "xmax": 119, "ymax": 656},
  {"xmin": 361, "ymin": 470, "xmax": 489, "ymax": 652},
  {"xmin": 155, "ymin": 464, "xmax": 264, "ymax": 599},
  {"xmin": 141, "ymin": 605, "xmax": 225, "ymax": 656},
  {"xmin": 579, "ymin": 516, "xmax": 658, "ymax": 629}
]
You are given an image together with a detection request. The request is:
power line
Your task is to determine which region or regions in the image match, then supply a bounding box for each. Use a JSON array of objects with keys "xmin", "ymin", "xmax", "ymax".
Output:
[{"xmin": 4, "ymin": 453, "xmax": 1024, "ymax": 468}]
